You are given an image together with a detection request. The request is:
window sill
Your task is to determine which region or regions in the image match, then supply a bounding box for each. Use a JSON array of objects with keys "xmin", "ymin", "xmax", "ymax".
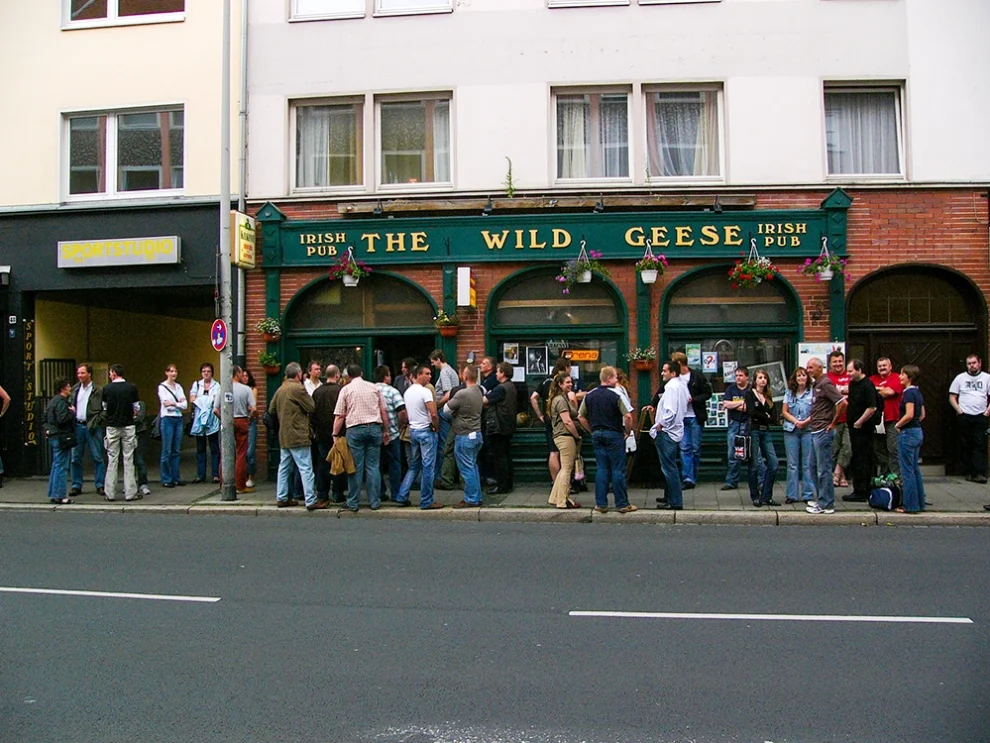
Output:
[
  {"xmin": 647, "ymin": 175, "xmax": 724, "ymax": 185},
  {"xmin": 291, "ymin": 185, "xmax": 368, "ymax": 196},
  {"xmin": 549, "ymin": 1, "xmax": 629, "ymax": 8},
  {"xmin": 63, "ymin": 189, "xmax": 186, "ymax": 204},
  {"xmin": 639, "ymin": 0, "xmax": 720, "ymax": 4},
  {"xmin": 289, "ymin": 12, "xmax": 365, "ymax": 22},
  {"xmin": 373, "ymin": 6, "xmax": 454, "ymax": 17},
  {"xmin": 62, "ymin": 13, "xmax": 185, "ymax": 30},
  {"xmin": 825, "ymin": 174, "xmax": 906, "ymax": 184},
  {"xmin": 376, "ymin": 182, "xmax": 455, "ymax": 193},
  {"xmin": 552, "ymin": 177, "xmax": 634, "ymax": 188}
]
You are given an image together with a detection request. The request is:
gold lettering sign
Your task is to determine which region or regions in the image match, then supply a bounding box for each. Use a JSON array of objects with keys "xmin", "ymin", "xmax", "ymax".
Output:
[{"xmin": 23, "ymin": 320, "xmax": 36, "ymax": 447}]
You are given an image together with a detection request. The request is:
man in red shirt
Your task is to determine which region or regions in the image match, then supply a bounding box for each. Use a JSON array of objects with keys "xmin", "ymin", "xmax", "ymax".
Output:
[
  {"xmin": 870, "ymin": 356, "xmax": 903, "ymax": 477},
  {"xmin": 826, "ymin": 350, "xmax": 851, "ymax": 488}
]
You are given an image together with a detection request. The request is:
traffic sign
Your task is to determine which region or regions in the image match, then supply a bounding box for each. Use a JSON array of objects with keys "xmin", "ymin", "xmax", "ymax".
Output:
[{"xmin": 211, "ymin": 319, "xmax": 228, "ymax": 352}]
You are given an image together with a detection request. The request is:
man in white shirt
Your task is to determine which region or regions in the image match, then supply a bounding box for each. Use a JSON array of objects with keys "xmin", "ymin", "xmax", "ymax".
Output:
[
  {"xmin": 949, "ymin": 353, "xmax": 990, "ymax": 483},
  {"xmin": 232, "ymin": 365, "xmax": 256, "ymax": 494},
  {"xmin": 395, "ymin": 364, "xmax": 443, "ymax": 510},
  {"xmin": 654, "ymin": 360, "xmax": 691, "ymax": 511},
  {"xmin": 303, "ymin": 360, "xmax": 323, "ymax": 397}
]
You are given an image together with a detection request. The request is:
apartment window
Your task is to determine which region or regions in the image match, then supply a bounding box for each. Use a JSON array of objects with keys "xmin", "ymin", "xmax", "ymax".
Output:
[
  {"xmin": 67, "ymin": 108, "xmax": 184, "ymax": 197},
  {"xmin": 296, "ymin": 102, "xmax": 364, "ymax": 188},
  {"xmin": 376, "ymin": 0, "xmax": 453, "ymax": 15},
  {"xmin": 556, "ymin": 91, "xmax": 629, "ymax": 180},
  {"xmin": 380, "ymin": 98, "xmax": 451, "ymax": 185},
  {"xmin": 548, "ymin": 1, "xmax": 629, "ymax": 7},
  {"xmin": 825, "ymin": 87, "xmax": 901, "ymax": 176},
  {"xmin": 291, "ymin": 0, "xmax": 365, "ymax": 19},
  {"xmin": 646, "ymin": 88, "xmax": 720, "ymax": 179},
  {"xmin": 66, "ymin": 0, "xmax": 184, "ymax": 24}
]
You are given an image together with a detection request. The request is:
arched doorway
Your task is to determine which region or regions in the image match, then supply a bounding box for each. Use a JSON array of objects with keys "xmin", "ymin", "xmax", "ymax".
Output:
[
  {"xmin": 283, "ymin": 273, "xmax": 439, "ymax": 376},
  {"xmin": 661, "ymin": 267, "xmax": 803, "ymax": 479},
  {"xmin": 847, "ymin": 266, "xmax": 987, "ymax": 469},
  {"xmin": 487, "ymin": 267, "xmax": 628, "ymax": 481}
]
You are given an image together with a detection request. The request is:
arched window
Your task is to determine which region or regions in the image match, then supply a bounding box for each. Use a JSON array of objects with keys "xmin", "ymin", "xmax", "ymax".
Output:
[
  {"xmin": 285, "ymin": 274, "xmax": 436, "ymax": 331},
  {"xmin": 848, "ymin": 271, "xmax": 976, "ymax": 327}
]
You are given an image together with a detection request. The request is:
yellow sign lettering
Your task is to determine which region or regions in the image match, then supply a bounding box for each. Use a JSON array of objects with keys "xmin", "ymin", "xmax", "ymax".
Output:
[
  {"xmin": 551, "ymin": 229, "xmax": 571, "ymax": 249},
  {"xmin": 361, "ymin": 233, "xmax": 381, "ymax": 253},
  {"xmin": 481, "ymin": 230, "xmax": 510, "ymax": 250},
  {"xmin": 625, "ymin": 227, "xmax": 646, "ymax": 248},
  {"xmin": 675, "ymin": 226, "xmax": 694, "ymax": 247},
  {"xmin": 411, "ymin": 232, "xmax": 429, "ymax": 252},
  {"xmin": 724, "ymin": 225, "xmax": 742, "ymax": 246},
  {"xmin": 386, "ymin": 233, "xmax": 407, "ymax": 252}
]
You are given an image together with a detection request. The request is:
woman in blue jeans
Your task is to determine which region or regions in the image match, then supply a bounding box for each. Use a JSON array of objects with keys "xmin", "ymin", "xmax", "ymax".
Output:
[
  {"xmin": 781, "ymin": 366, "xmax": 815, "ymax": 504},
  {"xmin": 745, "ymin": 370, "xmax": 780, "ymax": 507},
  {"xmin": 894, "ymin": 364, "xmax": 926, "ymax": 513}
]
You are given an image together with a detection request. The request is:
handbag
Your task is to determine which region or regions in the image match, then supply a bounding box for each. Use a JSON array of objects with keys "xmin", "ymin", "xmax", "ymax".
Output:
[
  {"xmin": 56, "ymin": 431, "xmax": 77, "ymax": 450},
  {"xmin": 733, "ymin": 433, "xmax": 751, "ymax": 462},
  {"xmin": 150, "ymin": 415, "xmax": 162, "ymax": 440}
]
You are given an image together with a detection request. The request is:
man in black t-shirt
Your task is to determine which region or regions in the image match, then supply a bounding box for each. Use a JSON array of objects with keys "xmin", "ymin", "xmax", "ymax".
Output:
[
  {"xmin": 102, "ymin": 363, "xmax": 140, "ymax": 502},
  {"xmin": 842, "ymin": 359, "xmax": 878, "ymax": 503}
]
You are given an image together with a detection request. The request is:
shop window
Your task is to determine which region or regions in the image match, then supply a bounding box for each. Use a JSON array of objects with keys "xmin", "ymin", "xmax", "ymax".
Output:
[
  {"xmin": 291, "ymin": 0, "xmax": 365, "ymax": 19},
  {"xmin": 825, "ymin": 86, "xmax": 902, "ymax": 177},
  {"xmin": 66, "ymin": 0, "xmax": 184, "ymax": 26},
  {"xmin": 494, "ymin": 275, "xmax": 619, "ymax": 326},
  {"xmin": 646, "ymin": 87, "xmax": 721, "ymax": 179},
  {"xmin": 667, "ymin": 272, "xmax": 788, "ymax": 325},
  {"xmin": 376, "ymin": 0, "xmax": 453, "ymax": 15},
  {"xmin": 285, "ymin": 275, "xmax": 435, "ymax": 330},
  {"xmin": 555, "ymin": 90, "xmax": 630, "ymax": 180},
  {"xmin": 379, "ymin": 97, "xmax": 451, "ymax": 186},
  {"xmin": 295, "ymin": 101, "xmax": 364, "ymax": 189},
  {"xmin": 848, "ymin": 272, "xmax": 974, "ymax": 327},
  {"xmin": 67, "ymin": 107, "xmax": 184, "ymax": 197}
]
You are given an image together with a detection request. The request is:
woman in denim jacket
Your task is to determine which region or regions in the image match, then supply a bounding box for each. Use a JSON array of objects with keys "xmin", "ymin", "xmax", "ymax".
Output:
[{"xmin": 781, "ymin": 366, "xmax": 815, "ymax": 504}]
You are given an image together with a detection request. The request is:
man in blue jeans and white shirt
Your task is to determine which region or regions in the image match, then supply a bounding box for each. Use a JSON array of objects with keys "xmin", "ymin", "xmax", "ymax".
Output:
[
  {"xmin": 578, "ymin": 366, "xmax": 637, "ymax": 514},
  {"xmin": 654, "ymin": 359, "xmax": 691, "ymax": 510},
  {"xmin": 395, "ymin": 364, "xmax": 444, "ymax": 510}
]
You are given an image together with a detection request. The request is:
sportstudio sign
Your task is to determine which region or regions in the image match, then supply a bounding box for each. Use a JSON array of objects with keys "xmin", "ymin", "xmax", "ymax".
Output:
[{"xmin": 57, "ymin": 236, "xmax": 181, "ymax": 268}]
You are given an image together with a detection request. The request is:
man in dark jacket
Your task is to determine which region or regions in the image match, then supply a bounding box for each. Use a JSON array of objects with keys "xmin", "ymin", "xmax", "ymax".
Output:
[
  {"xmin": 842, "ymin": 358, "xmax": 878, "ymax": 503},
  {"xmin": 46, "ymin": 378, "xmax": 76, "ymax": 504},
  {"xmin": 484, "ymin": 362, "xmax": 517, "ymax": 495},
  {"xmin": 312, "ymin": 365, "xmax": 345, "ymax": 503},
  {"xmin": 69, "ymin": 364, "xmax": 106, "ymax": 497},
  {"xmin": 270, "ymin": 362, "xmax": 320, "ymax": 510}
]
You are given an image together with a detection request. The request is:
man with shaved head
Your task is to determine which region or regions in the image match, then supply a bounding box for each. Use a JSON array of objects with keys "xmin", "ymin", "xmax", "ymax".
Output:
[{"xmin": 805, "ymin": 357, "xmax": 847, "ymax": 515}]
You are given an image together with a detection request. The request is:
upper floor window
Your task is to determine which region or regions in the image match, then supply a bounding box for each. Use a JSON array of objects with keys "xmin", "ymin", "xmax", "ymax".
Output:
[
  {"xmin": 548, "ymin": 1, "xmax": 629, "ymax": 7},
  {"xmin": 825, "ymin": 86, "xmax": 902, "ymax": 177},
  {"xmin": 67, "ymin": 107, "xmax": 184, "ymax": 198},
  {"xmin": 65, "ymin": 0, "xmax": 184, "ymax": 27},
  {"xmin": 555, "ymin": 90, "xmax": 629, "ymax": 181},
  {"xmin": 291, "ymin": 0, "xmax": 365, "ymax": 19},
  {"xmin": 379, "ymin": 97, "xmax": 451, "ymax": 186},
  {"xmin": 646, "ymin": 87, "xmax": 721, "ymax": 179},
  {"xmin": 375, "ymin": 0, "xmax": 453, "ymax": 15},
  {"xmin": 295, "ymin": 101, "xmax": 364, "ymax": 189}
]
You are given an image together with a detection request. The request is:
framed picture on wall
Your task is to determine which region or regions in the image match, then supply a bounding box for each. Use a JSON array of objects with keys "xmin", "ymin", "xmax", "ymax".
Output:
[
  {"xmin": 525, "ymin": 346, "xmax": 548, "ymax": 376},
  {"xmin": 503, "ymin": 343, "xmax": 519, "ymax": 364}
]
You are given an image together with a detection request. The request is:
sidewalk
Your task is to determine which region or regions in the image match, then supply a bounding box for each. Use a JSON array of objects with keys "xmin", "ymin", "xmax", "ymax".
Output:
[{"xmin": 3, "ymin": 468, "xmax": 989, "ymax": 525}]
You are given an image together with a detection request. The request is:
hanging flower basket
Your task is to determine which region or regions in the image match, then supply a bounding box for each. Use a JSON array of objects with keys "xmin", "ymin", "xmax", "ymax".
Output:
[
  {"xmin": 632, "ymin": 359, "xmax": 655, "ymax": 372},
  {"xmin": 635, "ymin": 241, "xmax": 669, "ymax": 285},
  {"xmin": 256, "ymin": 317, "xmax": 281, "ymax": 342},
  {"xmin": 556, "ymin": 239, "xmax": 610, "ymax": 294},
  {"xmin": 439, "ymin": 325, "xmax": 458, "ymax": 338},
  {"xmin": 258, "ymin": 351, "xmax": 281, "ymax": 376},
  {"xmin": 328, "ymin": 247, "xmax": 371, "ymax": 287},
  {"xmin": 798, "ymin": 237, "xmax": 847, "ymax": 282},
  {"xmin": 434, "ymin": 310, "xmax": 458, "ymax": 337},
  {"xmin": 729, "ymin": 239, "xmax": 778, "ymax": 290}
]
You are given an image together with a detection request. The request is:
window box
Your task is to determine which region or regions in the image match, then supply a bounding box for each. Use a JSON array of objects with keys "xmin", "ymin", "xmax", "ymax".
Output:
[
  {"xmin": 825, "ymin": 86, "xmax": 903, "ymax": 178},
  {"xmin": 64, "ymin": 0, "xmax": 184, "ymax": 28},
  {"xmin": 375, "ymin": 0, "xmax": 453, "ymax": 17},
  {"xmin": 66, "ymin": 107, "xmax": 184, "ymax": 199},
  {"xmin": 290, "ymin": 0, "xmax": 365, "ymax": 20},
  {"xmin": 555, "ymin": 90, "xmax": 630, "ymax": 181}
]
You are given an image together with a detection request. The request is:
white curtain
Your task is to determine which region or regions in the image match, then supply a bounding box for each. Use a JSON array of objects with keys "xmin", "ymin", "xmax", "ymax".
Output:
[
  {"xmin": 826, "ymin": 91, "xmax": 899, "ymax": 175},
  {"xmin": 600, "ymin": 93, "xmax": 629, "ymax": 177},
  {"xmin": 648, "ymin": 91, "xmax": 718, "ymax": 178},
  {"xmin": 432, "ymin": 100, "xmax": 450, "ymax": 183},
  {"xmin": 557, "ymin": 97, "xmax": 588, "ymax": 179},
  {"xmin": 296, "ymin": 106, "xmax": 330, "ymax": 188}
]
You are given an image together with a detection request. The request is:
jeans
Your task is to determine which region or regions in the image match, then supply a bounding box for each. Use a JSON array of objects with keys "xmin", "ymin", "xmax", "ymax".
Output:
[
  {"xmin": 490, "ymin": 433, "xmax": 514, "ymax": 492},
  {"xmin": 957, "ymin": 413, "xmax": 988, "ymax": 478},
  {"xmin": 397, "ymin": 427, "xmax": 437, "ymax": 508},
  {"xmin": 748, "ymin": 429, "xmax": 779, "ymax": 504},
  {"xmin": 346, "ymin": 423, "xmax": 383, "ymax": 510},
  {"xmin": 454, "ymin": 432, "xmax": 484, "ymax": 505},
  {"xmin": 196, "ymin": 431, "xmax": 220, "ymax": 480},
  {"xmin": 592, "ymin": 429, "xmax": 629, "ymax": 509},
  {"xmin": 247, "ymin": 418, "xmax": 258, "ymax": 477},
  {"xmin": 725, "ymin": 420, "xmax": 744, "ymax": 486},
  {"xmin": 70, "ymin": 422, "xmax": 105, "ymax": 491},
  {"xmin": 436, "ymin": 411, "xmax": 452, "ymax": 472},
  {"xmin": 381, "ymin": 438, "xmax": 403, "ymax": 497},
  {"xmin": 656, "ymin": 431, "xmax": 682, "ymax": 508},
  {"xmin": 783, "ymin": 429, "xmax": 814, "ymax": 502},
  {"xmin": 159, "ymin": 416, "xmax": 183, "ymax": 485},
  {"xmin": 48, "ymin": 439, "xmax": 70, "ymax": 501},
  {"xmin": 276, "ymin": 446, "xmax": 315, "ymax": 507},
  {"xmin": 809, "ymin": 429, "xmax": 836, "ymax": 510},
  {"xmin": 105, "ymin": 425, "xmax": 137, "ymax": 500},
  {"xmin": 679, "ymin": 417, "xmax": 702, "ymax": 484},
  {"xmin": 898, "ymin": 426, "xmax": 926, "ymax": 512}
]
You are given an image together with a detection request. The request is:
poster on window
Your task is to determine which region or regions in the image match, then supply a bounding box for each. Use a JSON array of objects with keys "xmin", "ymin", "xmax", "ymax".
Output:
[
  {"xmin": 503, "ymin": 343, "xmax": 519, "ymax": 364},
  {"xmin": 722, "ymin": 360, "xmax": 738, "ymax": 383},
  {"xmin": 525, "ymin": 346, "xmax": 548, "ymax": 376},
  {"xmin": 702, "ymin": 352, "xmax": 718, "ymax": 374},
  {"xmin": 686, "ymin": 343, "xmax": 702, "ymax": 367},
  {"xmin": 798, "ymin": 342, "xmax": 845, "ymax": 370},
  {"xmin": 750, "ymin": 361, "xmax": 788, "ymax": 399}
]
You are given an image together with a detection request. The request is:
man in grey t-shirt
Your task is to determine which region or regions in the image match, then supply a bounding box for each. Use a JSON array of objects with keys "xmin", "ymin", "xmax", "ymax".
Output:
[
  {"xmin": 232, "ymin": 365, "xmax": 256, "ymax": 494},
  {"xmin": 805, "ymin": 357, "xmax": 847, "ymax": 515},
  {"xmin": 445, "ymin": 364, "xmax": 485, "ymax": 508}
]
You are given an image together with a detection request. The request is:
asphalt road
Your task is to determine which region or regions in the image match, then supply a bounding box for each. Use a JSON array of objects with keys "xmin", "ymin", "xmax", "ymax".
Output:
[{"xmin": 1, "ymin": 514, "xmax": 988, "ymax": 743}]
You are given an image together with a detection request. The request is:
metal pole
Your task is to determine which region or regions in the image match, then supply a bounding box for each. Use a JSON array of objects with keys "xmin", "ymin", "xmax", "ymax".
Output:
[
  {"xmin": 235, "ymin": 0, "xmax": 249, "ymax": 362},
  {"xmin": 219, "ymin": 0, "xmax": 237, "ymax": 501}
]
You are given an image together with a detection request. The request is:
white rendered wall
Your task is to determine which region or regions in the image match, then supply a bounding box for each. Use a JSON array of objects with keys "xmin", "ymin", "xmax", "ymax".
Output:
[
  {"xmin": 0, "ymin": 3, "xmax": 242, "ymax": 208},
  {"xmin": 247, "ymin": 0, "xmax": 987, "ymax": 199}
]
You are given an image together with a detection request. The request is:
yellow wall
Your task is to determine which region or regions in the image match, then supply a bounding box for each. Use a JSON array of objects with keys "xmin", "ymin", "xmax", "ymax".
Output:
[{"xmin": 35, "ymin": 299, "xmax": 213, "ymax": 405}]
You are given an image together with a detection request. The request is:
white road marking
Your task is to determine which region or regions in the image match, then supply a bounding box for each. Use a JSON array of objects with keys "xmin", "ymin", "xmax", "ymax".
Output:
[
  {"xmin": 570, "ymin": 610, "xmax": 973, "ymax": 624},
  {"xmin": 0, "ymin": 587, "xmax": 220, "ymax": 603}
]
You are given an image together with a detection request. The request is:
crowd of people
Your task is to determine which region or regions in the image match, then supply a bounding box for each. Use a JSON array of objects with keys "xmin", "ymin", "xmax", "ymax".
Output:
[{"xmin": 32, "ymin": 349, "xmax": 990, "ymax": 515}]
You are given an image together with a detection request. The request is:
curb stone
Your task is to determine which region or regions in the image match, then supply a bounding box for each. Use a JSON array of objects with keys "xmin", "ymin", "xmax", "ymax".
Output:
[
  {"xmin": 676, "ymin": 510, "xmax": 777, "ymax": 526},
  {"xmin": 778, "ymin": 511, "xmax": 878, "ymax": 526},
  {"xmin": 479, "ymin": 508, "xmax": 589, "ymax": 523}
]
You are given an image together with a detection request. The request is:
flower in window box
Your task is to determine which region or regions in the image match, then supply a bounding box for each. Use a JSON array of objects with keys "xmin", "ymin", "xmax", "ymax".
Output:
[{"xmin": 626, "ymin": 347, "xmax": 657, "ymax": 372}]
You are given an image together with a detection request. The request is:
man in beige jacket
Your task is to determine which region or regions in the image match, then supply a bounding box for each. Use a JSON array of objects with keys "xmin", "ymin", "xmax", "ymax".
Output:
[{"xmin": 269, "ymin": 362, "xmax": 324, "ymax": 511}]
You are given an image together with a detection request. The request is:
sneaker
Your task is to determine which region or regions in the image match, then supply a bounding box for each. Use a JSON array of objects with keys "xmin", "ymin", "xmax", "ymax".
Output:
[
  {"xmin": 139, "ymin": 484, "xmax": 152, "ymax": 496},
  {"xmin": 806, "ymin": 504, "xmax": 825, "ymax": 514},
  {"xmin": 245, "ymin": 478, "xmax": 254, "ymax": 489}
]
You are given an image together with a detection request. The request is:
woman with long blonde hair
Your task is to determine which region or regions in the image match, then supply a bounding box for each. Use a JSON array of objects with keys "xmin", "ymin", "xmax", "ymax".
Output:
[{"xmin": 547, "ymin": 373, "xmax": 582, "ymax": 509}]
